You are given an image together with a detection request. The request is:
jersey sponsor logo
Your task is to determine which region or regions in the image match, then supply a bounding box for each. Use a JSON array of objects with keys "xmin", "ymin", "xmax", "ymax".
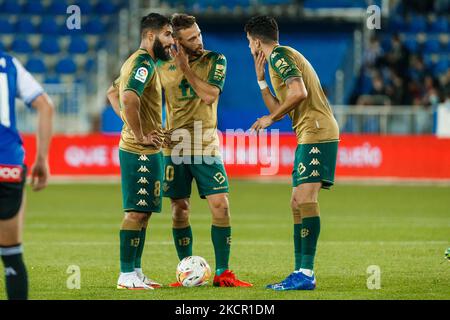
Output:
[
  {"xmin": 0, "ymin": 165, "xmax": 23, "ymax": 183},
  {"xmin": 274, "ymin": 57, "xmax": 293, "ymax": 76},
  {"xmin": 137, "ymin": 188, "xmax": 149, "ymax": 195},
  {"xmin": 138, "ymin": 155, "xmax": 149, "ymax": 161},
  {"xmin": 136, "ymin": 199, "xmax": 148, "ymax": 207},
  {"xmin": 309, "ymin": 158, "xmax": 320, "ymax": 166},
  {"xmin": 297, "ymin": 163, "xmax": 306, "ymax": 175},
  {"xmin": 310, "ymin": 170, "xmax": 320, "ymax": 177},
  {"xmin": 309, "ymin": 147, "xmax": 321, "ymax": 154},
  {"xmin": 213, "ymin": 64, "xmax": 225, "ymax": 81},
  {"xmin": 137, "ymin": 177, "xmax": 149, "ymax": 184},
  {"xmin": 134, "ymin": 67, "xmax": 148, "ymax": 83},
  {"xmin": 137, "ymin": 165, "xmax": 149, "ymax": 173}
]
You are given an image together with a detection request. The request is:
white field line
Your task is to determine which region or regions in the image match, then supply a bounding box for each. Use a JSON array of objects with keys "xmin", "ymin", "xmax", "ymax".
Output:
[
  {"xmin": 24, "ymin": 240, "xmax": 449, "ymax": 246},
  {"xmin": 43, "ymin": 176, "xmax": 450, "ymax": 186}
]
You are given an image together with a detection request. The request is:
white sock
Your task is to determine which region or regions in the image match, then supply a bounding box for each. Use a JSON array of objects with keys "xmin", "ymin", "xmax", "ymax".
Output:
[
  {"xmin": 299, "ymin": 268, "xmax": 313, "ymax": 277},
  {"xmin": 121, "ymin": 271, "xmax": 136, "ymax": 276},
  {"xmin": 134, "ymin": 268, "xmax": 143, "ymax": 274}
]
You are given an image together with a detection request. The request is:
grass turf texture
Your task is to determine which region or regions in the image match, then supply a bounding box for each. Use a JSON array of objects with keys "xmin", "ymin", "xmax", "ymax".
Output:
[{"xmin": 1, "ymin": 181, "xmax": 449, "ymax": 300}]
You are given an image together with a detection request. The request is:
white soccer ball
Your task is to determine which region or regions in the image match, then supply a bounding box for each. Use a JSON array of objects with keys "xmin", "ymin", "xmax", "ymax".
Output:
[{"xmin": 176, "ymin": 256, "xmax": 211, "ymax": 287}]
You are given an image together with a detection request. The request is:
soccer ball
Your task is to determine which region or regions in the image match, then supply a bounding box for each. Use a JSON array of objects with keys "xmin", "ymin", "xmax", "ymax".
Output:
[{"xmin": 176, "ymin": 256, "xmax": 211, "ymax": 287}]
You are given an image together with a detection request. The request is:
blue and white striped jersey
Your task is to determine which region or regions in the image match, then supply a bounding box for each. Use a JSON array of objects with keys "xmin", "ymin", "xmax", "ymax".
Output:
[{"xmin": 0, "ymin": 52, "xmax": 44, "ymax": 165}]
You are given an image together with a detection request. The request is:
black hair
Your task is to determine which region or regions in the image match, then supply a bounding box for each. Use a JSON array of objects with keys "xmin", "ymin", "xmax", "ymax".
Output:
[
  {"xmin": 140, "ymin": 13, "xmax": 171, "ymax": 38},
  {"xmin": 244, "ymin": 15, "xmax": 279, "ymax": 43}
]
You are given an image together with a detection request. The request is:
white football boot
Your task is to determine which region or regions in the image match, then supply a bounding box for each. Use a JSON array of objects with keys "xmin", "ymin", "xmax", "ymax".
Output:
[
  {"xmin": 117, "ymin": 272, "xmax": 153, "ymax": 290},
  {"xmin": 135, "ymin": 268, "xmax": 162, "ymax": 288}
]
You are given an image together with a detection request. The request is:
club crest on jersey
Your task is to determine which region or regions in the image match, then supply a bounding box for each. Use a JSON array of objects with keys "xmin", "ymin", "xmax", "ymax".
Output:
[{"xmin": 135, "ymin": 67, "xmax": 148, "ymax": 83}]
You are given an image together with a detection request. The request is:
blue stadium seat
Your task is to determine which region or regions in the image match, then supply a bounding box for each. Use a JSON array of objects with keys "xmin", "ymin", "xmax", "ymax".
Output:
[
  {"xmin": 430, "ymin": 17, "xmax": 448, "ymax": 33},
  {"xmin": 96, "ymin": 0, "xmax": 118, "ymax": 14},
  {"xmin": 404, "ymin": 38, "xmax": 419, "ymax": 53},
  {"xmin": 11, "ymin": 38, "xmax": 33, "ymax": 53},
  {"xmin": 77, "ymin": 0, "xmax": 94, "ymax": 14},
  {"xmin": 408, "ymin": 15, "xmax": 427, "ymax": 33},
  {"xmin": 68, "ymin": 37, "xmax": 89, "ymax": 54},
  {"xmin": 44, "ymin": 75, "xmax": 61, "ymax": 84},
  {"xmin": 424, "ymin": 39, "xmax": 441, "ymax": 53},
  {"xmin": 434, "ymin": 59, "xmax": 449, "ymax": 76},
  {"xmin": 39, "ymin": 17, "xmax": 61, "ymax": 35},
  {"xmin": 55, "ymin": 57, "xmax": 77, "ymax": 74},
  {"xmin": 16, "ymin": 18, "xmax": 37, "ymax": 33},
  {"xmin": 39, "ymin": 37, "xmax": 61, "ymax": 54},
  {"xmin": 0, "ymin": 41, "xmax": 5, "ymax": 52},
  {"xmin": 85, "ymin": 58, "xmax": 96, "ymax": 72},
  {"xmin": 85, "ymin": 20, "xmax": 106, "ymax": 34},
  {"xmin": 48, "ymin": 0, "xmax": 69, "ymax": 14},
  {"xmin": 0, "ymin": 18, "xmax": 15, "ymax": 33},
  {"xmin": 24, "ymin": 1, "xmax": 46, "ymax": 14},
  {"xmin": 2, "ymin": 0, "xmax": 23, "ymax": 13},
  {"xmin": 25, "ymin": 57, "xmax": 47, "ymax": 74}
]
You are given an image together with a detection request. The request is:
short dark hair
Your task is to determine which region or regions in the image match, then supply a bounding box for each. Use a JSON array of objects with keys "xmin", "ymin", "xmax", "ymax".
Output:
[
  {"xmin": 170, "ymin": 13, "xmax": 196, "ymax": 35},
  {"xmin": 140, "ymin": 13, "xmax": 171, "ymax": 38},
  {"xmin": 244, "ymin": 15, "xmax": 279, "ymax": 43}
]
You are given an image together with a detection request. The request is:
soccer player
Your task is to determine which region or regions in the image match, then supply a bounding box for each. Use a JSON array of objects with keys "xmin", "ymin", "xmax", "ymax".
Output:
[
  {"xmin": 0, "ymin": 52, "xmax": 54, "ymax": 299},
  {"xmin": 245, "ymin": 16, "xmax": 340, "ymax": 290},
  {"xmin": 158, "ymin": 13, "xmax": 252, "ymax": 287},
  {"xmin": 106, "ymin": 13, "xmax": 174, "ymax": 290}
]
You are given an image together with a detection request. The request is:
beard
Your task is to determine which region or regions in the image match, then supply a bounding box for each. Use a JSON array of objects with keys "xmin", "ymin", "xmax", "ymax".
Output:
[
  {"xmin": 153, "ymin": 37, "xmax": 171, "ymax": 61},
  {"xmin": 183, "ymin": 44, "xmax": 204, "ymax": 58}
]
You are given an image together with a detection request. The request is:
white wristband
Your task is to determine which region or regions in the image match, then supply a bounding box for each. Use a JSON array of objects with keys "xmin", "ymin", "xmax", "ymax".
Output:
[{"xmin": 258, "ymin": 80, "xmax": 268, "ymax": 90}]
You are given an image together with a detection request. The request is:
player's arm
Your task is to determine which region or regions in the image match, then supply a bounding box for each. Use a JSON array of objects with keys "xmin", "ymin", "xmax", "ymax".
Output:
[
  {"xmin": 13, "ymin": 57, "xmax": 54, "ymax": 191},
  {"xmin": 254, "ymin": 51, "xmax": 281, "ymax": 113},
  {"xmin": 107, "ymin": 78, "xmax": 121, "ymax": 117},
  {"xmin": 121, "ymin": 61, "xmax": 162, "ymax": 147},
  {"xmin": 268, "ymin": 77, "xmax": 307, "ymax": 122},
  {"xmin": 30, "ymin": 94, "xmax": 54, "ymax": 191},
  {"xmin": 171, "ymin": 43, "xmax": 221, "ymax": 105}
]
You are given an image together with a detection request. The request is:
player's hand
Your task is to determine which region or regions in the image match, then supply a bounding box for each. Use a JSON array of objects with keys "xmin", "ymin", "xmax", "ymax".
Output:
[
  {"xmin": 170, "ymin": 41, "xmax": 189, "ymax": 72},
  {"xmin": 160, "ymin": 128, "xmax": 174, "ymax": 148},
  {"xmin": 250, "ymin": 115, "xmax": 274, "ymax": 133},
  {"xmin": 253, "ymin": 51, "xmax": 266, "ymax": 81},
  {"xmin": 139, "ymin": 130, "xmax": 163, "ymax": 148},
  {"xmin": 30, "ymin": 158, "xmax": 49, "ymax": 192}
]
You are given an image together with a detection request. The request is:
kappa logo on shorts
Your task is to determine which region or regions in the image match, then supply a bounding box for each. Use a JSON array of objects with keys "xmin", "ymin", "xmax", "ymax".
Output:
[
  {"xmin": 138, "ymin": 155, "xmax": 149, "ymax": 161},
  {"xmin": 136, "ymin": 199, "xmax": 148, "ymax": 206},
  {"xmin": 310, "ymin": 170, "xmax": 320, "ymax": 177},
  {"xmin": 309, "ymin": 158, "xmax": 320, "ymax": 166},
  {"xmin": 137, "ymin": 166, "xmax": 150, "ymax": 173},
  {"xmin": 0, "ymin": 165, "xmax": 23, "ymax": 182},
  {"xmin": 297, "ymin": 163, "xmax": 306, "ymax": 175},
  {"xmin": 309, "ymin": 147, "xmax": 321, "ymax": 154},
  {"xmin": 137, "ymin": 188, "xmax": 149, "ymax": 195},
  {"xmin": 137, "ymin": 177, "xmax": 149, "ymax": 184}
]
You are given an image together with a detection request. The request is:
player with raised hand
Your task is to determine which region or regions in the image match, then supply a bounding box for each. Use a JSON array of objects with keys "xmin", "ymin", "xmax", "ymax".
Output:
[
  {"xmin": 0, "ymin": 51, "xmax": 54, "ymax": 299},
  {"xmin": 158, "ymin": 13, "xmax": 252, "ymax": 288},
  {"xmin": 106, "ymin": 13, "xmax": 174, "ymax": 290},
  {"xmin": 245, "ymin": 16, "xmax": 340, "ymax": 291}
]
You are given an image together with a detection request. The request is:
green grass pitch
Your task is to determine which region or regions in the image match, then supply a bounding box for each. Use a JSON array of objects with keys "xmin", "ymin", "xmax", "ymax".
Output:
[{"xmin": 1, "ymin": 180, "xmax": 449, "ymax": 300}]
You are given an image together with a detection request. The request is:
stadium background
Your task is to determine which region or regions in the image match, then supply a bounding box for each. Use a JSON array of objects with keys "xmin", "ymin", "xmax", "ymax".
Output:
[{"xmin": 0, "ymin": 0, "xmax": 449, "ymax": 300}]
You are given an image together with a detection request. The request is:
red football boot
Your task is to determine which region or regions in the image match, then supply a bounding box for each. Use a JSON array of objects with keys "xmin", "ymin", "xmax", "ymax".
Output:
[
  {"xmin": 169, "ymin": 281, "xmax": 183, "ymax": 287},
  {"xmin": 213, "ymin": 270, "xmax": 253, "ymax": 287}
]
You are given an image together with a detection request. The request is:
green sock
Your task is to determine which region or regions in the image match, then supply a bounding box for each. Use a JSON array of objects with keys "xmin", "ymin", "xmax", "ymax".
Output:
[
  {"xmin": 134, "ymin": 228, "xmax": 146, "ymax": 269},
  {"xmin": 300, "ymin": 216, "xmax": 321, "ymax": 270},
  {"xmin": 120, "ymin": 229, "xmax": 141, "ymax": 273},
  {"xmin": 293, "ymin": 223, "xmax": 302, "ymax": 270},
  {"xmin": 211, "ymin": 225, "xmax": 231, "ymax": 273},
  {"xmin": 172, "ymin": 226, "xmax": 193, "ymax": 260},
  {"xmin": 1, "ymin": 245, "xmax": 28, "ymax": 300}
]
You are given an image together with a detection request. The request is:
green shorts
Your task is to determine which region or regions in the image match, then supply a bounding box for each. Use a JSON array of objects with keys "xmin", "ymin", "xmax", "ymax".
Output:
[
  {"xmin": 163, "ymin": 156, "xmax": 229, "ymax": 199},
  {"xmin": 119, "ymin": 149, "xmax": 163, "ymax": 213},
  {"xmin": 292, "ymin": 141, "xmax": 339, "ymax": 189}
]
